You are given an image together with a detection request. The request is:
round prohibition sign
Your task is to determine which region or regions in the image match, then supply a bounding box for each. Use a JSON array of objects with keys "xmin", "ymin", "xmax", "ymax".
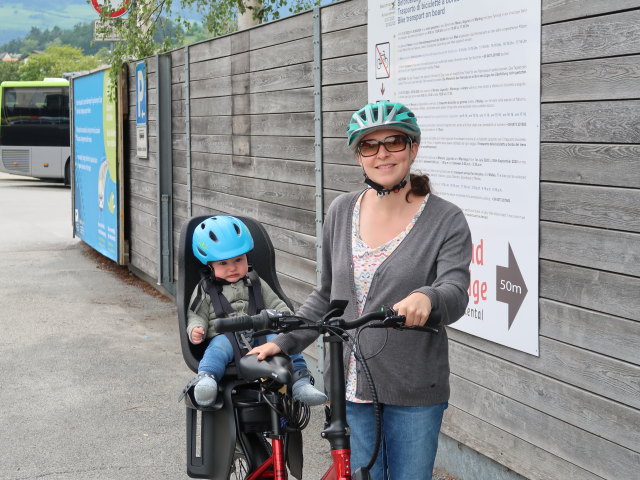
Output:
[{"xmin": 91, "ymin": 0, "xmax": 132, "ymax": 18}]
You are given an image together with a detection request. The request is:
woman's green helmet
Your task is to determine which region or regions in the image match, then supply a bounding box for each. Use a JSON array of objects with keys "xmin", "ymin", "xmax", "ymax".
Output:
[{"xmin": 347, "ymin": 101, "xmax": 421, "ymax": 151}]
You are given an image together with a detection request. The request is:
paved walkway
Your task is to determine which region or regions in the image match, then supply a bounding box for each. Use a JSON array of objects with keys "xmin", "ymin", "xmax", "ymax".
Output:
[{"xmin": 0, "ymin": 172, "xmax": 460, "ymax": 479}]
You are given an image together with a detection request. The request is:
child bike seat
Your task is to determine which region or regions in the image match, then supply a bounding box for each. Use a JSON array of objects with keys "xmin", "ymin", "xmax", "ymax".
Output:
[{"xmin": 177, "ymin": 215, "xmax": 293, "ymax": 373}]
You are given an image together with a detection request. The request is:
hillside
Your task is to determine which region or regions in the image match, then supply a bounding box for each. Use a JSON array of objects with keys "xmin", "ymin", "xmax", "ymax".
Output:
[{"xmin": 0, "ymin": 0, "xmax": 201, "ymax": 46}]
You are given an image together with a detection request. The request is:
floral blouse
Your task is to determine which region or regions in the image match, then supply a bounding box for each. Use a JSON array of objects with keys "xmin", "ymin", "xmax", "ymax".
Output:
[{"xmin": 345, "ymin": 190, "xmax": 429, "ymax": 402}]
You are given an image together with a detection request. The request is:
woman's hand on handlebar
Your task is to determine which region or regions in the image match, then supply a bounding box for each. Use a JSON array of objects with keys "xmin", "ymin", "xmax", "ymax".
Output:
[
  {"xmin": 247, "ymin": 341, "xmax": 283, "ymax": 361},
  {"xmin": 393, "ymin": 292, "xmax": 432, "ymax": 327}
]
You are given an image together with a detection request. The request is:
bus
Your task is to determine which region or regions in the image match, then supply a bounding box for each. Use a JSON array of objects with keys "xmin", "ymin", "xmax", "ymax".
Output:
[{"xmin": 0, "ymin": 79, "xmax": 71, "ymax": 183}]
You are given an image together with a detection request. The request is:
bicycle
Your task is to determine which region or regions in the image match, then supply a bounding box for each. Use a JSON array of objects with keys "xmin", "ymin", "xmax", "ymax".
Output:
[{"xmin": 212, "ymin": 300, "xmax": 439, "ymax": 480}]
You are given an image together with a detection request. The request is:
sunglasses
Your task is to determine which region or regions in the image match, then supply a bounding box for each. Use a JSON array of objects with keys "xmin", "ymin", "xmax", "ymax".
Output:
[{"xmin": 357, "ymin": 135, "xmax": 410, "ymax": 157}]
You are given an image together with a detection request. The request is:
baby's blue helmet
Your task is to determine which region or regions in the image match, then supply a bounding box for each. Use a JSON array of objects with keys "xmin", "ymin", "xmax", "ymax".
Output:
[{"xmin": 192, "ymin": 216, "xmax": 254, "ymax": 264}]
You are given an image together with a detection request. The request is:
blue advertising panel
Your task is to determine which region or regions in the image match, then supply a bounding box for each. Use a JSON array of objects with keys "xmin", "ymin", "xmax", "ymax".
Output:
[
  {"xmin": 72, "ymin": 69, "xmax": 119, "ymax": 262},
  {"xmin": 135, "ymin": 61, "xmax": 147, "ymax": 125}
]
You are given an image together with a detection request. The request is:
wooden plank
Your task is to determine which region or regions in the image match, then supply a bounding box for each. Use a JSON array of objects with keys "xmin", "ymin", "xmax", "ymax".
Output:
[
  {"xmin": 542, "ymin": 0, "xmax": 640, "ymax": 25},
  {"xmin": 173, "ymin": 165, "xmax": 187, "ymax": 186},
  {"xmin": 248, "ymin": 112, "xmax": 314, "ymax": 136},
  {"xmin": 189, "ymin": 96, "xmax": 233, "ymax": 116},
  {"xmin": 191, "ymin": 188, "xmax": 315, "ymax": 236},
  {"xmin": 250, "ymin": 37, "xmax": 313, "ymax": 72},
  {"xmin": 170, "ymin": 48, "xmax": 185, "ymax": 67},
  {"xmin": 263, "ymin": 224, "xmax": 316, "ymax": 259},
  {"xmin": 192, "ymin": 170, "xmax": 315, "ymax": 210},
  {"xmin": 541, "ymin": 143, "xmax": 640, "ymax": 188},
  {"xmin": 323, "ymin": 111, "xmax": 353, "ymax": 138},
  {"xmin": 189, "ymin": 76, "xmax": 232, "ymax": 98},
  {"xmin": 231, "ymin": 30, "xmax": 250, "ymax": 55},
  {"xmin": 171, "ymin": 82, "xmax": 184, "ymax": 101},
  {"xmin": 189, "ymin": 56, "xmax": 232, "ymax": 81},
  {"xmin": 275, "ymin": 250, "xmax": 317, "ymax": 285},
  {"xmin": 190, "ymin": 134, "xmax": 233, "ymax": 155},
  {"xmin": 277, "ymin": 271, "xmax": 314, "ymax": 307},
  {"xmin": 321, "ymin": 0, "xmax": 366, "ymax": 33},
  {"xmin": 450, "ymin": 375, "xmax": 640, "ymax": 480},
  {"xmin": 129, "ymin": 192, "xmax": 156, "ymax": 216},
  {"xmin": 542, "ymin": 10, "xmax": 640, "ymax": 63},
  {"xmin": 322, "ymin": 83, "xmax": 367, "ymax": 112},
  {"xmin": 239, "ymin": 88, "xmax": 314, "ymax": 115},
  {"xmin": 249, "ymin": 136, "xmax": 314, "ymax": 161},
  {"xmin": 540, "ymin": 259, "xmax": 640, "ymax": 321},
  {"xmin": 324, "ymin": 163, "xmax": 363, "ymax": 192},
  {"xmin": 129, "ymin": 178, "xmax": 156, "ymax": 202},
  {"xmin": 171, "ymin": 113, "xmax": 186, "ymax": 135},
  {"xmin": 540, "ymin": 298, "xmax": 640, "ymax": 366},
  {"xmin": 189, "ymin": 36, "xmax": 231, "ymax": 63},
  {"xmin": 322, "ymin": 54, "xmax": 367, "ymax": 85},
  {"xmin": 231, "ymin": 51, "xmax": 249, "ymax": 76},
  {"xmin": 249, "ymin": 62, "xmax": 314, "ymax": 93},
  {"xmin": 322, "ymin": 25, "xmax": 366, "ymax": 59},
  {"xmin": 447, "ymin": 328, "xmax": 640, "ymax": 410},
  {"xmin": 542, "ymin": 56, "xmax": 640, "ymax": 102},
  {"xmin": 323, "ymin": 137, "xmax": 358, "ymax": 165},
  {"xmin": 442, "ymin": 406, "xmax": 605, "ymax": 480},
  {"xmin": 540, "ymin": 221, "xmax": 640, "ymax": 277},
  {"xmin": 190, "ymin": 116, "xmax": 233, "ymax": 135},
  {"xmin": 449, "ymin": 341, "xmax": 640, "ymax": 451},
  {"xmin": 540, "ymin": 183, "xmax": 640, "ymax": 233},
  {"xmin": 130, "ymin": 245, "xmax": 158, "ymax": 280},
  {"xmin": 173, "ymin": 183, "xmax": 188, "ymax": 203},
  {"xmin": 173, "ymin": 149, "xmax": 186, "ymax": 168},
  {"xmin": 249, "ymin": 11, "xmax": 312, "ymax": 50},
  {"xmin": 191, "ymin": 152, "xmax": 315, "ymax": 186}
]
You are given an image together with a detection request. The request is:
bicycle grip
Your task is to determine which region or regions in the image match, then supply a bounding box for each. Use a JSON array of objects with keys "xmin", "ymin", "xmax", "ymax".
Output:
[{"xmin": 212, "ymin": 315, "xmax": 255, "ymax": 333}]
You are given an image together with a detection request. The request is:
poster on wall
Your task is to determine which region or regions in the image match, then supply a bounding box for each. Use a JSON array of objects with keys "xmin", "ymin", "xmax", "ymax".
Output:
[
  {"xmin": 72, "ymin": 69, "xmax": 120, "ymax": 262},
  {"xmin": 135, "ymin": 61, "xmax": 148, "ymax": 158},
  {"xmin": 368, "ymin": 0, "xmax": 541, "ymax": 355}
]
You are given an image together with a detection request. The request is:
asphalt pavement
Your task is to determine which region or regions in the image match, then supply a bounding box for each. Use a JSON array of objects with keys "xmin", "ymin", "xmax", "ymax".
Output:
[{"xmin": 0, "ymin": 172, "xmax": 457, "ymax": 480}]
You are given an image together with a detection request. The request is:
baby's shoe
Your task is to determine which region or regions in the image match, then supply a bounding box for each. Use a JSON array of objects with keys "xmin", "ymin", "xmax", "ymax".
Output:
[
  {"xmin": 292, "ymin": 369, "xmax": 327, "ymax": 406},
  {"xmin": 193, "ymin": 372, "xmax": 218, "ymax": 407}
]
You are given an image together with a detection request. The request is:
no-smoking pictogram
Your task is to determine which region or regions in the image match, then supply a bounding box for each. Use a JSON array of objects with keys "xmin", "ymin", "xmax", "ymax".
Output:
[{"xmin": 375, "ymin": 42, "xmax": 390, "ymax": 79}]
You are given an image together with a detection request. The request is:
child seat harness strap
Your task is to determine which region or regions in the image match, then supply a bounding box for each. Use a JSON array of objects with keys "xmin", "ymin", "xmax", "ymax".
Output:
[{"xmin": 190, "ymin": 268, "xmax": 266, "ymax": 376}]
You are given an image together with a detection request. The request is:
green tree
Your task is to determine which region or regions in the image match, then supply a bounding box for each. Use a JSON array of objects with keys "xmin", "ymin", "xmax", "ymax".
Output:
[
  {"xmin": 0, "ymin": 61, "xmax": 21, "ymax": 84},
  {"xmin": 17, "ymin": 45, "xmax": 103, "ymax": 81},
  {"xmin": 96, "ymin": 0, "xmax": 321, "ymax": 91}
]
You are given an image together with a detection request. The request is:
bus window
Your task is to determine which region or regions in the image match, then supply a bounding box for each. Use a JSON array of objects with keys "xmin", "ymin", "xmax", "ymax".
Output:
[{"xmin": 1, "ymin": 87, "xmax": 70, "ymax": 147}]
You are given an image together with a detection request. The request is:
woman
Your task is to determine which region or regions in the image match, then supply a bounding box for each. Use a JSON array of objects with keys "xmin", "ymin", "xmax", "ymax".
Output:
[{"xmin": 249, "ymin": 101, "xmax": 472, "ymax": 479}]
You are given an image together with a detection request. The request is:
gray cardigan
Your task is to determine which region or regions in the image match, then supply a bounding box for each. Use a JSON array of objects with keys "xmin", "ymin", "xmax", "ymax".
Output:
[{"xmin": 272, "ymin": 190, "xmax": 472, "ymax": 406}]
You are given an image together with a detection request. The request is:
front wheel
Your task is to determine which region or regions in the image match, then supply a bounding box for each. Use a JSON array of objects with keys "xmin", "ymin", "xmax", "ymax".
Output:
[{"xmin": 229, "ymin": 441, "xmax": 250, "ymax": 480}]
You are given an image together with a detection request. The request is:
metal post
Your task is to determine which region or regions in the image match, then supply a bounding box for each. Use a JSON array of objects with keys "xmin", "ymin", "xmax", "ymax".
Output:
[
  {"xmin": 312, "ymin": 7, "xmax": 325, "ymax": 386},
  {"xmin": 156, "ymin": 53, "xmax": 174, "ymax": 293},
  {"xmin": 184, "ymin": 46, "xmax": 192, "ymax": 218}
]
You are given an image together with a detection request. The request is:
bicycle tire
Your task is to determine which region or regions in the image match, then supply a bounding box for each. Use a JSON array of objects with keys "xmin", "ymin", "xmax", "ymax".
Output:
[{"xmin": 229, "ymin": 441, "xmax": 250, "ymax": 480}]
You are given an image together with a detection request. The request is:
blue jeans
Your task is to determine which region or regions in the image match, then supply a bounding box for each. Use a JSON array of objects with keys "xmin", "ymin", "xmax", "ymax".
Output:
[
  {"xmin": 199, "ymin": 333, "xmax": 307, "ymax": 380},
  {"xmin": 346, "ymin": 401, "xmax": 447, "ymax": 480}
]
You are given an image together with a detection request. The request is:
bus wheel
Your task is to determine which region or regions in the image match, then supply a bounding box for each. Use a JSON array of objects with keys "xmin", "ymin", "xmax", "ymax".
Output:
[{"xmin": 64, "ymin": 160, "xmax": 70, "ymax": 187}]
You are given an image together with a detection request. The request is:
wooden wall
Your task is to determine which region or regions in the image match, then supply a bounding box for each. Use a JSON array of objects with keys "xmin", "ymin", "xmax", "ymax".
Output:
[{"xmin": 125, "ymin": 1, "xmax": 640, "ymax": 478}]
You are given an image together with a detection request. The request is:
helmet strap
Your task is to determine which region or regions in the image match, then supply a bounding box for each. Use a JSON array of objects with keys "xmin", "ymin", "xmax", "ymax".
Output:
[{"xmin": 364, "ymin": 173, "xmax": 410, "ymax": 197}]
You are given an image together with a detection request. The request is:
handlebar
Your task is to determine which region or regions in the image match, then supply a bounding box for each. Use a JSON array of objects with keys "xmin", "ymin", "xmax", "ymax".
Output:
[{"xmin": 212, "ymin": 305, "xmax": 439, "ymax": 335}]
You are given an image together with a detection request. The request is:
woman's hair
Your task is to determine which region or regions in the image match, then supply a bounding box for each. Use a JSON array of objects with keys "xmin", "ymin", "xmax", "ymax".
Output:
[{"xmin": 407, "ymin": 173, "xmax": 431, "ymax": 201}]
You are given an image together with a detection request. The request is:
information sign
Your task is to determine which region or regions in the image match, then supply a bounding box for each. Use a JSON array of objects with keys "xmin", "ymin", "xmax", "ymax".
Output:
[
  {"xmin": 368, "ymin": 0, "xmax": 541, "ymax": 355},
  {"xmin": 135, "ymin": 61, "xmax": 148, "ymax": 158}
]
